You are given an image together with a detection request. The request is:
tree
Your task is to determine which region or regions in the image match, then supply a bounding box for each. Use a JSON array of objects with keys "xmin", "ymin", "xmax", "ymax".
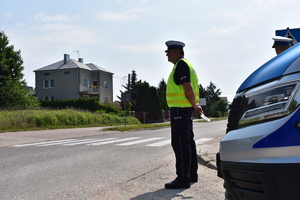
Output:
[
  {"xmin": 121, "ymin": 71, "xmax": 228, "ymax": 116},
  {"xmin": 117, "ymin": 70, "xmax": 139, "ymax": 111},
  {"xmin": 200, "ymin": 82, "xmax": 227, "ymax": 116},
  {"xmin": 135, "ymin": 81, "xmax": 150, "ymax": 111},
  {"xmin": 148, "ymin": 86, "xmax": 160, "ymax": 111},
  {"xmin": 213, "ymin": 99, "xmax": 228, "ymax": 117},
  {"xmin": 206, "ymin": 82, "xmax": 221, "ymax": 103},
  {"xmin": 119, "ymin": 71, "xmax": 167, "ymax": 112},
  {"xmin": 199, "ymin": 84, "xmax": 208, "ymax": 99},
  {"xmin": 158, "ymin": 79, "xmax": 168, "ymax": 110},
  {"xmin": 0, "ymin": 31, "xmax": 39, "ymax": 107},
  {"xmin": 130, "ymin": 70, "xmax": 138, "ymax": 100}
]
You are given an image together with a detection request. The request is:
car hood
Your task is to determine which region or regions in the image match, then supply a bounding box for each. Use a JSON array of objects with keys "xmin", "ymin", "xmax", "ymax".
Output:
[{"xmin": 237, "ymin": 43, "xmax": 300, "ymax": 92}]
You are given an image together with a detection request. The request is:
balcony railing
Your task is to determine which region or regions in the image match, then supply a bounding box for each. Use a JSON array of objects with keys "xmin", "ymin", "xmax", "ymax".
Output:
[{"xmin": 80, "ymin": 85, "xmax": 99, "ymax": 93}]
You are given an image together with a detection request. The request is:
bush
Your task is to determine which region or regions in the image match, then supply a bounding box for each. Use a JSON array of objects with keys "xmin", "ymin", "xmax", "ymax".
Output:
[
  {"xmin": 0, "ymin": 109, "xmax": 140, "ymax": 132},
  {"xmin": 40, "ymin": 98, "xmax": 120, "ymax": 114}
]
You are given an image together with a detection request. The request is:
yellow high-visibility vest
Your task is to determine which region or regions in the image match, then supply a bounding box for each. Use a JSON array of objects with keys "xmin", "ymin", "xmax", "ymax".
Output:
[{"xmin": 166, "ymin": 58, "xmax": 199, "ymax": 107}]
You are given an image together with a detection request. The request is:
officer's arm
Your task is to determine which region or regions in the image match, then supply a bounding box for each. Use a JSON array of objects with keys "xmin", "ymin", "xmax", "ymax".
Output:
[{"xmin": 182, "ymin": 82, "xmax": 203, "ymax": 115}]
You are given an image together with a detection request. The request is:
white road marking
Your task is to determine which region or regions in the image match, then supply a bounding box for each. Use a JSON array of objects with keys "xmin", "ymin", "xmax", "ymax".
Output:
[
  {"xmin": 146, "ymin": 139, "xmax": 171, "ymax": 147},
  {"xmin": 11, "ymin": 137, "xmax": 215, "ymax": 148},
  {"xmin": 195, "ymin": 138, "xmax": 213, "ymax": 145},
  {"xmin": 88, "ymin": 137, "xmax": 141, "ymax": 146},
  {"xmin": 116, "ymin": 137, "xmax": 164, "ymax": 146},
  {"xmin": 37, "ymin": 138, "xmax": 99, "ymax": 146},
  {"xmin": 12, "ymin": 139, "xmax": 81, "ymax": 147},
  {"xmin": 50, "ymin": 138, "xmax": 117, "ymax": 146}
]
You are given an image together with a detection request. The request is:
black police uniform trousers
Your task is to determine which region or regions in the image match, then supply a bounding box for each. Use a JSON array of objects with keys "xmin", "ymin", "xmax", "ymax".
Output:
[{"xmin": 170, "ymin": 107, "xmax": 198, "ymax": 182}]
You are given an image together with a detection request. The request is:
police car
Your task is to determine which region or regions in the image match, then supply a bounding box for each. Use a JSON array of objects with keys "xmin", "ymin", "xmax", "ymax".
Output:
[{"xmin": 217, "ymin": 28, "xmax": 300, "ymax": 200}]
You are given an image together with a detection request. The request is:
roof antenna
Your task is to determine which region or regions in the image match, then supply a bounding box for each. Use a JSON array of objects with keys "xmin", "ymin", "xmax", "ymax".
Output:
[{"xmin": 73, "ymin": 49, "xmax": 79, "ymax": 59}]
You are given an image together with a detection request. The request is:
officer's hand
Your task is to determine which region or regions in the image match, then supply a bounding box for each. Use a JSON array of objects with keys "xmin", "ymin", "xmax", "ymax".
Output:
[{"xmin": 194, "ymin": 104, "xmax": 203, "ymax": 115}]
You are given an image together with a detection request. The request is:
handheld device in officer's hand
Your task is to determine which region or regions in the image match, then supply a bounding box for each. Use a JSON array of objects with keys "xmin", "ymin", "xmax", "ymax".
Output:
[{"xmin": 200, "ymin": 113, "xmax": 210, "ymax": 121}]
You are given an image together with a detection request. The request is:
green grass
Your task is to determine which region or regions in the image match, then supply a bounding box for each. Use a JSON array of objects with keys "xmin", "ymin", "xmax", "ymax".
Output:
[
  {"xmin": 0, "ymin": 109, "xmax": 140, "ymax": 132},
  {"xmin": 102, "ymin": 123, "xmax": 171, "ymax": 132},
  {"xmin": 0, "ymin": 109, "xmax": 227, "ymax": 133},
  {"xmin": 102, "ymin": 117, "xmax": 228, "ymax": 132}
]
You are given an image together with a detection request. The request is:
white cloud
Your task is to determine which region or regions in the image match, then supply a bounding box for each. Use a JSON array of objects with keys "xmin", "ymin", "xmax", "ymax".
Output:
[
  {"xmin": 31, "ymin": 23, "xmax": 76, "ymax": 31},
  {"xmin": 95, "ymin": 7, "xmax": 146, "ymax": 22},
  {"xmin": 116, "ymin": 0, "xmax": 149, "ymax": 4},
  {"xmin": 249, "ymin": 0, "xmax": 297, "ymax": 11},
  {"xmin": 207, "ymin": 26, "xmax": 239, "ymax": 35},
  {"xmin": 32, "ymin": 27, "xmax": 99, "ymax": 46},
  {"xmin": 16, "ymin": 23, "xmax": 28, "ymax": 28},
  {"xmin": 3, "ymin": 13, "xmax": 12, "ymax": 18},
  {"xmin": 115, "ymin": 43, "xmax": 160, "ymax": 53},
  {"xmin": 139, "ymin": 0, "xmax": 149, "ymax": 4},
  {"xmin": 34, "ymin": 13, "xmax": 77, "ymax": 22}
]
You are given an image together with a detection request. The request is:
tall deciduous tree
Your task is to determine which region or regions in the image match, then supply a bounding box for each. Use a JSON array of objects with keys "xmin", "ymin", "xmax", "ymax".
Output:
[{"xmin": 0, "ymin": 31, "xmax": 39, "ymax": 107}]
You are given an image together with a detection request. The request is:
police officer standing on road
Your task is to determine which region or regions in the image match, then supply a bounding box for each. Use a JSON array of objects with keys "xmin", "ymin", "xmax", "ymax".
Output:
[
  {"xmin": 164, "ymin": 40, "xmax": 203, "ymax": 189},
  {"xmin": 272, "ymin": 36, "xmax": 293, "ymax": 55}
]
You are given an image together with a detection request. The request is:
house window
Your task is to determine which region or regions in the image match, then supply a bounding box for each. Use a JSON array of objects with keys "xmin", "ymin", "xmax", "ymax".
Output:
[
  {"xmin": 64, "ymin": 71, "xmax": 70, "ymax": 75},
  {"xmin": 103, "ymin": 81, "xmax": 109, "ymax": 89},
  {"xmin": 83, "ymin": 95, "xmax": 89, "ymax": 99},
  {"xmin": 50, "ymin": 80, "xmax": 54, "ymax": 88},
  {"xmin": 44, "ymin": 96, "xmax": 54, "ymax": 101},
  {"xmin": 44, "ymin": 80, "xmax": 54, "ymax": 89},
  {"xmin": 44, "ymin": 73, "xmax": 50, "ymax": 76},
  {"xmin": 44, "ymin": 80, "xmax": 49, "ymax": 89},
  {"xmin": 104, "ymin": 97, "xmax": 109, "ymax": 102},
  {"xmin": 83, "ymin": 79, "xmax": 89, "ymax": 87}
]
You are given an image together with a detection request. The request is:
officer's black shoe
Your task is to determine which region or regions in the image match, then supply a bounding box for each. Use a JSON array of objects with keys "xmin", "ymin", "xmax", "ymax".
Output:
[
  {"xmin": 190, "ymin": 175, "xmax": 198, "ymax": 183},
  {"xmin": 165, "ymin": 178, "xmax": 190, "ymax": 189}
]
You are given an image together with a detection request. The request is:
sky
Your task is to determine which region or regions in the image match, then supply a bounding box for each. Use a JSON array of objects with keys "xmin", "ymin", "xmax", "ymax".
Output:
[{"xmin": 1, "ymin": 0, "xmax": 300, "ymax": 103}]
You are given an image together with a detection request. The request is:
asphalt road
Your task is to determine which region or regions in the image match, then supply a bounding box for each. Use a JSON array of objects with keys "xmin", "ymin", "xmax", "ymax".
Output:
[{"xmin": 0, "ymin": 120, "xmax": 227, "ymax": 200}]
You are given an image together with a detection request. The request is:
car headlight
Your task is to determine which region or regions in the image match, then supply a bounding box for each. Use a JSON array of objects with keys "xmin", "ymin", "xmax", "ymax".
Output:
[{"xmin": 238, "ymin": 80, "xmax": 300, "ymax": 127}]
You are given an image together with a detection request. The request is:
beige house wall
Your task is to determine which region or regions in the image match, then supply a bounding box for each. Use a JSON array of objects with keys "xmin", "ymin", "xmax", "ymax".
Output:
[
  {"xmin": 35, "ymin": 69, "xmax": 80, "ymax": 100},
  {"xmin": 99, "ymin": 72, "xmax": 113, "ymax": 102}
]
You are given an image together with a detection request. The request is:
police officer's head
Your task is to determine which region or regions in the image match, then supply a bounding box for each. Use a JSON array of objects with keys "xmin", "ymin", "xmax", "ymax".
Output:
[
  {"xmin": 165, "ymin": 40, "xmax": 185, "ymax": 64},
  {"xmin": 272, "ymin": 36, "xmax": 292, "ymax": 55}
]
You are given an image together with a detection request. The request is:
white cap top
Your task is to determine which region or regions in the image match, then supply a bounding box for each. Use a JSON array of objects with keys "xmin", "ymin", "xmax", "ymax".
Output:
[
  {"xmin": 272, "ymin": 36, "xmax": 292, "ymax": 47},
  {"xmin": 165, "ymin": 40, "xmax": 185, "ymax": 52}
]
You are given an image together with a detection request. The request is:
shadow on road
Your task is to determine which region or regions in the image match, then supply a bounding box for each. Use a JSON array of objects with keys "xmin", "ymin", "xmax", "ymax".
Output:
[{"xmin": 130, "ymin": 188, "xmax": 194, "ymax": 200}]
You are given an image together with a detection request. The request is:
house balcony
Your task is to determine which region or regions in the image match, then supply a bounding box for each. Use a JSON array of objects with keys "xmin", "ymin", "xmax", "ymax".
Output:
[{"xmin": 80, "ymin": 86, "xmax": 100, "ymax": 94}]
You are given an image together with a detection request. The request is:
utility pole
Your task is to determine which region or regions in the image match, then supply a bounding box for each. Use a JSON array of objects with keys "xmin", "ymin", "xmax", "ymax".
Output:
[
  {"xmin": 128, "ymin": 73, "xmax": 131, "ymax": 101},
  {"xmin": 124, "ymin": 74, "xmax": 131, "ymax": 126}
]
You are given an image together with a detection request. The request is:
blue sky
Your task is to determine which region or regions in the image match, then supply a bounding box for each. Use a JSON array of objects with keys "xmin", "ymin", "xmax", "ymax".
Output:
[{"xmin": 1, "ymin": 0, "xmax": 300, "ymax": 102}]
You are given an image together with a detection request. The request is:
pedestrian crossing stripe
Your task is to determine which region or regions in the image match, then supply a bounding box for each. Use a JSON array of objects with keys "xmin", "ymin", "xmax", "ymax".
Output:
[
  {"xmin": 146, "ymin": 139, "xmax": 171, "ymax": 147},
  {"xmin": 58, "ymin": 138, "xmax": 117, "ymax": 146},
  {"xmin": 88, "ymin": 137, "xmax": 141, "ymax": 146},
  {"xmin": 195, "ymin": 138, "xmax": 213, "ymax": 144},
  {"xmin": 36, "ymin": 138, "xmax": 113, "ymax": 146},
  {"xmin": 12, "ymin": 138, "xmax": 92, "ymax": 147},
  {"xmin": 116, "ymin": 137, "xmax": 163, "ymax": 146},
  {"xmin": 11, "ymin": 137, "xmax": 213, "ymax": 148}
]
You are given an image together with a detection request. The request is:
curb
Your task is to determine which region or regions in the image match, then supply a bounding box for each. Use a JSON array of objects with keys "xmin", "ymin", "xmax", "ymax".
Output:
[
  {"xmin": 197, "ymin": 154, "xmax": 217, "ymax": 170},
  {"xmin": 197, "ymin": 136, "xmax": 223, "ymax": 170}
]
